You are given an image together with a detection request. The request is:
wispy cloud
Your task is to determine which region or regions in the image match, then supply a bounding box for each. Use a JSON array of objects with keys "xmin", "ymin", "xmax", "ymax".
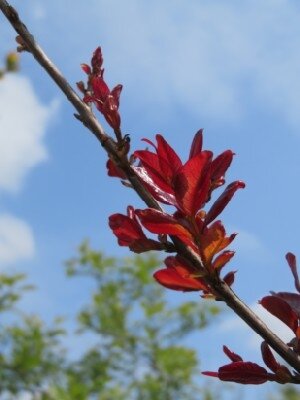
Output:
[
  {"xmin": 0, "ymin": 213, "xmax": 35, "ymax": 267},
  {"xmin": 61, "ymin": 0, "xmax": 300, "ymax": 127},
  {"xmin": 0, "ymin": 73, "xmax": 58, "ymax": 267},
  {"xmin": 0, "ymin": 74, "xmax": 58, "ymax": 193},
  {"xmin": 220, "ymin": 302, "xmax": 294, "ymax": 351}
]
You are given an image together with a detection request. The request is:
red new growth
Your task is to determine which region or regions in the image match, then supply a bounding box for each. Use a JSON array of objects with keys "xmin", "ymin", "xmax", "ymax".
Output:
[
  {"xmin": 203, "ymin": 344, "xmax": 293, "ymax": 384},
  {"xmin": 108, "ymin": 128, "xmax": 245, "ymax": 299},
  {"xmin": 74, "ymin": 47, "xmax": 300, "ymax": 386},
  {"xmin": 109, "ymin": 206, "xmax": 165, "ymax": 253},
  {"xmin": 78, "ymin": 47, "xmax": 122, "ymax": 132}
]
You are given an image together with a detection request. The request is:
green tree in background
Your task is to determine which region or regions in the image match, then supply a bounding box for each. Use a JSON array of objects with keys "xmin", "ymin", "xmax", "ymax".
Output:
[
  {"xmin": 0, "ymin": 244, "xmax": 221, "ymax": 399},
  {"xmin": 270, "ymin": 386, "xmax": 300, "ymax": 400},
  {"xmin": 0, "ymin": 273, "xmax": 64, "ymax": 397}
]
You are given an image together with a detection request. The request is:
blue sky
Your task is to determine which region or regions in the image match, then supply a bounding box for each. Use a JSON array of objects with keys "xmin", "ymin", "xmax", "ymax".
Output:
[{"xmin": 1, "ymin": 0, "xmax": 300, "ymax": 398}]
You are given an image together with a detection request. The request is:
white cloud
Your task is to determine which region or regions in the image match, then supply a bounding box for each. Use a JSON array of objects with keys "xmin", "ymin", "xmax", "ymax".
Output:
[
  {"xmin": 4, "ymin": 1, "xmax": 300, "ymax": 127},
  {"xmin": 220, "ymin": 302, "xmax": 294, "ymax": 350},
  {"xmin": 0, "ymin": 74, "xmax": 58, "ymax": 193},
  {"xmin": 66, "ymin": 0, "xmax": 300, "ymax": 127},
  {"xmin": 0, "ymin": 213, "xmax": 35, "ymax": 266}
]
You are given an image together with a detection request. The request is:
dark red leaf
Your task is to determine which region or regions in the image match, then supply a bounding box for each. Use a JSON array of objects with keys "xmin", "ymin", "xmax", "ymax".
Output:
[
  {"xmin": 218, "ymin": 362, "xmax": 269, "ymax": 384},
  {"xmin": 81, "ymin": 63, "xmax": 91, "ymax": 75},
  {"xmin": 156, "ymin": 134, "xmax": 182, "ymax": 176},
  {"xmin": 174, "ymin": 151, "xmax": 212, "ymax": 216},
  {"xmin": 286, "ymin": 253, "xmax": 300, "ymax": 293},
  {"xmin": 202, "ymin": 371, "xmax": 218, "ymax": 377},
  {"xmin": 261, "ymin": 342, "xmax": 280, "ymax": 373},
  {"xmin": 109, "ymin": 211, "xmax": 145, "ymax": 242},
  {"xmin": 133, "ymin": 167, "xmax": 177, "ymax": 205},
  {"xmin": 211, "ymin": 150, "xmax": 234, "ymax": 182},
  {"xmin": 91, "ymin": 46, "xmax": 103, "ymax": 75},
  {"xmin": 134, "ymin": 151, "xmax": 172, "ymax": 193},
  {"xmin": 108, "ymin": 207, "xmax": 164, "ymax": 253},
  {"xmin": 110, "ymin": 84, "xmax": 123, "ymax": 107},
  {"xmin": 260, "ymin": 295, "xmax": 298, "ymax": 333},
  {"xmin": 223, "ymin": 345, "xmax": 243, "ymax": 362},
  {"xmin": 76, "ymin": 81, "xmax": 85, "ymax": 94},
  {"xmin": 205, "ymin": 181, "xmax": 245, "ymax": 226},
  {"xmin": 270, "ymin": 292, "xmax": 300, "ymax": 317},
  {"xmin": 134, "ymin": 135, "xmax": 181, "ymax": 194},
  {"xmin": 136, "ymin": 209, "xmax": 197, "ymax": 251},
  {"xmin": 189, "ymin": 129, "xmax": 203, "ymax": 159},
  {"xmin": 106, "ymin": 159, "xmax": 127, "ymax": 179},
  {"xmin": 223, "ymin": 271, "xmax": 236, "ymax": 287},
  {"xmin": 90, "ymin": 76, "xmax": 110, "ymax": 100}
]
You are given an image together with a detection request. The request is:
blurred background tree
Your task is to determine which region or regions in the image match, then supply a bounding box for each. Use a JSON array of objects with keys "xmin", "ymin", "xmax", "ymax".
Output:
[
  {"xmin": 0, "ymin": 51, "xmax": 19, "ymax": 79},
  {"xmin": 0, "ymin": 243, "xmax": 223, "ymax": 399}
]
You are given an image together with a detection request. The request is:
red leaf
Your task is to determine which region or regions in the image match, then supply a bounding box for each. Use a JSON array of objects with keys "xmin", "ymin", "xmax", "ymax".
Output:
[
  {"xmin": 136, "ymin": 209, "xmax": 196, "ymax": 250},
  {"xmin": 202, "ymin": 371, "xmax": 218, "ymax": 377},
  {"xmin": 270, "ymin": 292, "xmax": 300, "ymax": 317},
  {"xmin": 189, "ymin": 129, "xmax": 203, "ymax": 159},
  {"xmin": 218, "ymin": 362, "xmax": 269, "ymax": 384},
  {"xmin": 134, "ymin": 151, "xmax": 172, "ymax": 193},
  {"xmin": 174, "ymin": 151, "xmax": 212, "ymax": 216},
  {"xmin": 133, "ymin": 167, "xmax": 177, "ymax": 205},
  {"xmin": 108, "ymin": 207, "xmax": 164, "ymax": 253},
  {"xmin": 261, "ymin": 342, "xmax": 280, "ymax": 373},
  {"xmin": 153, "ymin": 255, "xmax": 208, "ymax": 292},
  {"xmin": 156, "ymin": 134, "xmax": 182, "ymax": 176},
  {"xmin": 200, "ymin": 221, "xmax": 236, "ymax": 264},
  {"xmin": 110, "ymin": 84, "xmax": 123, "ymax": 107},
  {"xmin": 153, "ymin": 269, "xmax": 200, "ymax": 291},
  {"xmin": 91, "ymin": 47, "xmax": 104, "ymax": 73},
  {"xmin": 223, "ymin": 345, "xmax": 243, "ymax": 362},
  {"xmin": 109, "ymin": 213, "xmax": 144, "ymax": 241},
  {"xmin": 205, "ymin": 181, "xmax": 245, "ymax": 226},
  {"xmin": 106, "ymin": 159, "xmax": 127, "ymax": 179},
  {"xmin": 286, "ymin": 253, "xmax": 300, "ymax": 293},
  {"xmin": 134, "ymin": 135, "xmax": 181, "ymax": 194},
  {"xmin": 90, "ymin": 76, "xmax": 110, "ymax": 100},
  {"xmin": 223, "ymin": 271, "xmax": 236, "ymax": 287},
  {"xmin": 260, "ymin": 295, "xmax": 298, "ymax": 333},
  {"xmin": 211, "ymin": 150, "xmax": 234, "ymax": 182},
  {"xmin": 212, "ymin": 250, "xmax": 235, "ymax": 271},
  {"xmin": 81, "ymin": 63, "xmax": 91, "ymax": 75}
]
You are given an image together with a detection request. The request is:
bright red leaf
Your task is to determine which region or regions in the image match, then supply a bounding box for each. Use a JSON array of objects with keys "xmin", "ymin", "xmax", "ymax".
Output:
[
  {"xmin": 135, "ymin": 208, "xmax": 197, "ymax": 251},
  {"xmin": 174, "ymin": 151, "xmax": 212, "ymax": 216},
  {"xmin": 205, "ymin": 181, "xmax": 245, "ymax": 226},
  {"xmin": 153, "ymin": 255, "xmax": 208, "ymax": 292}
]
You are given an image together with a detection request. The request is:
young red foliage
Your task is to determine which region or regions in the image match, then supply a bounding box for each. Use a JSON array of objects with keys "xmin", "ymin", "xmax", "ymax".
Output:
[
  {"xmin": 109, "ymin": 206, "xmax": 164, "ymax": 253},
  {"xmin": 79, "ymin": 47, "xmax": 122, "ymax": 131}
]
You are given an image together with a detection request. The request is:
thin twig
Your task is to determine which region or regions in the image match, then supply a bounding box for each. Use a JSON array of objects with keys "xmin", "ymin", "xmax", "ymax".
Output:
[{"xmin": 1, "ymin": 0, "xmax": 300, "ymax": 374}]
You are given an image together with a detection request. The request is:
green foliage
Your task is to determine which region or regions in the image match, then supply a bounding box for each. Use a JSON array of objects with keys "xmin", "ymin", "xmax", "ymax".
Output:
[
  {"xmin": 0, "ymin": 274, "xmax": 64, "ymax": 398},
  {"xmin": 0, "ymin": 243, "xmax": 221, "ymax": 399},
  {"xmin": 60, "ymin": 241, "xmax": 221, "ymax": 399},
  {"xmin": 0, "ymin": 273, "xmax": 32, "ymax": 312},
  {"xmin": 270, "ymin": 386, "xmax": 300, "ymax": 400},
  {"xmin": 0, "ymin": 52, "xmax": 19, "ymax": 79}
]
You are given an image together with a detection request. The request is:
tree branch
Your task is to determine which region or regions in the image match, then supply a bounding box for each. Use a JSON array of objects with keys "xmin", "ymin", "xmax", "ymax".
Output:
[{"xmin": 1, "ymin": 0, "xmax": 300, "ymax": 374}]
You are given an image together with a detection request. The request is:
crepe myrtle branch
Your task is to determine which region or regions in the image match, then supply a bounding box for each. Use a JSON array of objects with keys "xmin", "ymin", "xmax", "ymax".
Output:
[{"xmin": 1, "ymin": 0, "xmax": 300, "ymax": 382}]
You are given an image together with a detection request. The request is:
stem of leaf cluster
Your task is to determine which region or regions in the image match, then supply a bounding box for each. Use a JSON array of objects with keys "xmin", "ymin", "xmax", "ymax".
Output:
[{"xmin": 1, "ymin": 0, "xmax": 300, "ymax": 374}]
